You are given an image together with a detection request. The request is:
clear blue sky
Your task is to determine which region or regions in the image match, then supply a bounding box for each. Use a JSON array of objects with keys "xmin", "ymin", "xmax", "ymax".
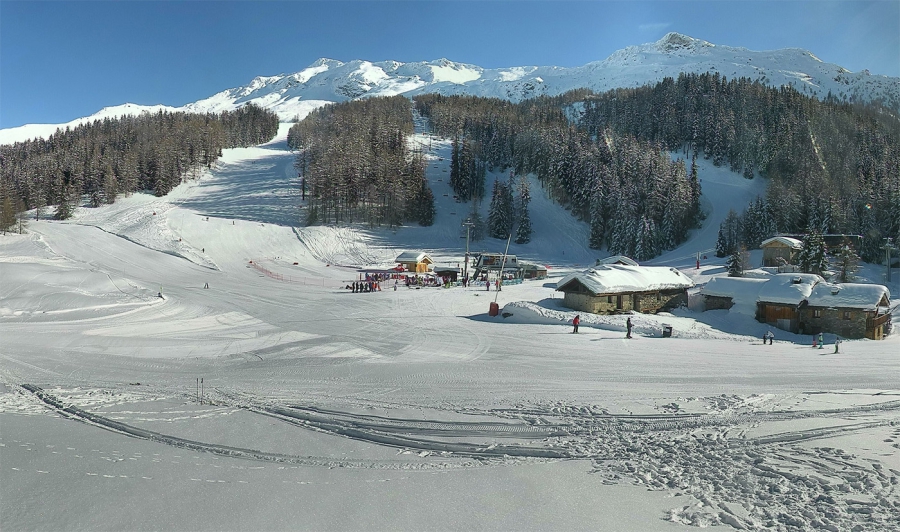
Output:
[{"xmin": 2, "ymin": 1, "xmax": 898, "ymax": 129}]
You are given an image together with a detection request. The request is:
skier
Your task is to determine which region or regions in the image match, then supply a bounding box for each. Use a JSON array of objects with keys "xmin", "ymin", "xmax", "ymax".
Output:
[
  {"xmin": 486, "ymin": 279, "xmax": 490, "ymax": 291},
  {"xmin": 818, "ymin": 331, "xmax": 824, "ymax": 350},
  {"xmin": 572, "ymin": 315, "xmax": 580, "ymax": 334},
  {"xmin": 394, "ymin": 280, "xmax": 398, "ymax": 291},
  {"xmin": 834, "ymin": 338, "xmax": 842, "ymax": 353},
  {"xmin": 765, "ymin": 330, "xmax": 774, "ymax": 345},
  {"xmin": 626, "ymin": 317, "xmax": 633, "ymax": 339}
]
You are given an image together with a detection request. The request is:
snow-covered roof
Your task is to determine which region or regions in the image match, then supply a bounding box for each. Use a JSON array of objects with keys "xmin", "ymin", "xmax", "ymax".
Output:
[
  {"xmin": 396, "ymin": 251, "xmax": 432, "ymax": 263},
  {"xmin": 700, "ymin": 277, "xmax": 767, "ymax": 299},
  {"xmin": 755, "ymin": 273, "xmax": 822, "ymax": 305},
  {"xmin": 597, "ymin": 255, "xmax": 639, "ymax": 266},
  {"xmin": 556, "ymin": 265, "xmax": 694, "ymax": 295},
  {"xmin": 760, "ymin": 236, "xmax": 803, "ymax": 249},
  {"xmin": 806, "ymin": 283, "xmax": 890, "ymax": 310}
]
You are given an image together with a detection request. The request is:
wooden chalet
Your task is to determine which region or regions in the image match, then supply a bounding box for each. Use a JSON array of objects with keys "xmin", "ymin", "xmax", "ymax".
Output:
[
  {"xmin": 395, "ymin": 251, "xmax": 434, "ymax": 273},
  {"xmin": 799, "ymin": 283, "xmax": 891, "ymax": 339},
  {"xmin": 555, "ymin": 265, "xmax": 693, "ymax": 314},
  {"xmin": 520, "ymin": 263, "xmax": 548, "ymax": 280},
  {"xmin": 760, "ymin": 237, "xmax": 803, "ymax": 267}
]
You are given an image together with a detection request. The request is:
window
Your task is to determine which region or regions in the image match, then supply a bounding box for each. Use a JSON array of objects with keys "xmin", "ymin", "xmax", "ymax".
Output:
[
  {"xmin": 813, "ymin": 309, "xmax": 822, "ymax": 318},
  {"xmin": 656, "ymin": 292, "xmax": 661, "ymax": 302},
  {"xmin": 607, "ymin": 296, "xmax": 613, "ymax": 304},
  {"xmin": 843, "ymin": 311, "xmax": 852, "ymax": 320}
]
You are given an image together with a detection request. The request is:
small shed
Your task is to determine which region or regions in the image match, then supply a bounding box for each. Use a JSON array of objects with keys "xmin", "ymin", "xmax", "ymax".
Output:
[
  {"xmin": 433, "ymin": 266, "xmax": 461, "ymax": 283},
  {"xmin": 520, "ymin": 263, "xmax": 548, "ymax": 280},
  {"xmin": 800, "ymin": 283, "xmax": 891, "ymax": 339},
  {"xmin": 395, "ymin": 251, "xmax": 434, "ymax": 273},
  {"xmin": 760, "ymin": 237, "xmax": 803, "ymax": 267},
  {"xmin": 756, "ymin": 273, "xmax": 822, "ymax": 332},
  {"xmin": 556, "ymin": 265, "xmax": 694, "ymax": 314}
]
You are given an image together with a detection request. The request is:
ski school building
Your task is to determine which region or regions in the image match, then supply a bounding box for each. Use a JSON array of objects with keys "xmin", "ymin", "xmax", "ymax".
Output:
[{"xmin": 555, "ymin": 264, "xmax": 694, "ymax": 314}]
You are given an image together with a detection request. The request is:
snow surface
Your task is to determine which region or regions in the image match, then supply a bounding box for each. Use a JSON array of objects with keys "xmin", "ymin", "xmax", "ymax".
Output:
[{"xmin": 2, "ymin": 122, "xmax": 899, "ymax": 531}]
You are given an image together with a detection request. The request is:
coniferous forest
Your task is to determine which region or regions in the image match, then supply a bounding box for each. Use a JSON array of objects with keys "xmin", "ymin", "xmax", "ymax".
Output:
[
  {"xmin": 579, "ymin": 73, "xmax": 900, "ymax": 262},
  {"xmin": 414, "ymin": 93, "xmax": 702, "ymax": 261},
  {"xmin": 4, "ymin": 72, "xmax": 897, "ymax": 263},
  {"xmin": 287, "ymin": 96, "xmax": 433, "ymax": 227},
  {"xmin": 0, "ymin": 104, "xmax": 279, "ymax": 222}
]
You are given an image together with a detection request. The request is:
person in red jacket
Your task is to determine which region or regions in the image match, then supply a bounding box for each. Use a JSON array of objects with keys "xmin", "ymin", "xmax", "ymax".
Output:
[{"xmin": 572, "ymin": 315, "xmax": 580, "ymax": 334}]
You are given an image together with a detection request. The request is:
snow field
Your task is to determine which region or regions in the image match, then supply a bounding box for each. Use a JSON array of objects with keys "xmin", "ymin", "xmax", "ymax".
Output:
[{"xmin": 2, "ymin": 122, "xmax": 898, "ymax": 531}]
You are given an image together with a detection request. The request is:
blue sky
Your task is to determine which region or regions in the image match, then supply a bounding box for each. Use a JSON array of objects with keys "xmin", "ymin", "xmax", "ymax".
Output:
[{"xmin": 1, "ymin": 1, "xmax": 898, "ymax": 129}]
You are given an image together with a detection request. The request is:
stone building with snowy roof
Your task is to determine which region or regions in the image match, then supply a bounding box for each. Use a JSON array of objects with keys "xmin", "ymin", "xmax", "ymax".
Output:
[
  {"xmin": 699, "ymin": 272, "xmax": 892, "ymax": 339},
  {"xmin": 799, "ymin": 283, "xmax": 891, "ymax": 339},
  {"xmin": 555, "ymin": 264, "xmax": 694, "ymax": 314}
]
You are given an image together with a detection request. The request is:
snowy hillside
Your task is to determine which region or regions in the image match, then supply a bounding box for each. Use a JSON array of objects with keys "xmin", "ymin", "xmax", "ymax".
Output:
[{"xmin": 3, "ymin": 32, "xmax": 897, "ymax": 145}]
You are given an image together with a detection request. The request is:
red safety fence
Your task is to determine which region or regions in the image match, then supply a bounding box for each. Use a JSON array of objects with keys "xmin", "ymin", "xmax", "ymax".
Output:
[{"xmin": 248, "ymin": 260, "xmax": 326, "ymax": 286}]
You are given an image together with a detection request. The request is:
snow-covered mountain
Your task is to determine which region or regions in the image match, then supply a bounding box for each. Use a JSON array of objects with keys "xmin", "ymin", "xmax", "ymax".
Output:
[{"xmin": 3, "ymin": 32, "xmax": 897, "ymax": 145}]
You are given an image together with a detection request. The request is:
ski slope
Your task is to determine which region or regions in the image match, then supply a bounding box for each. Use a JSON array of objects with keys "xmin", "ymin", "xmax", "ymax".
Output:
[{"xmin": 2, "ymin": 124, "xmax": 899, "ymax": 532}]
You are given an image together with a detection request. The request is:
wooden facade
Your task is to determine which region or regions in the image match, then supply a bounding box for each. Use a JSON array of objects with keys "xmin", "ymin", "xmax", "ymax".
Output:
[
  {"xmin": 760, "ymin": 237, "xmax": 802, "ymax": 267},
  {"xmin": 757, "ymin": 302, "xmax": 801, "ymax": 332}
]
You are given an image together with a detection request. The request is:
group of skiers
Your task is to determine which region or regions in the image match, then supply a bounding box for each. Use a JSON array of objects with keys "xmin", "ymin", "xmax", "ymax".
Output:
[{"xmin": 350, "ymin": 281, "xmax": 380, "ymax": 293}]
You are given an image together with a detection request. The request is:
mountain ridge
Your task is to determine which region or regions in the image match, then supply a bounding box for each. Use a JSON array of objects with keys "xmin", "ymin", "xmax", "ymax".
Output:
[{"xmin": 3, "ymin": 32, "xmax": 897, "ymax": 145}]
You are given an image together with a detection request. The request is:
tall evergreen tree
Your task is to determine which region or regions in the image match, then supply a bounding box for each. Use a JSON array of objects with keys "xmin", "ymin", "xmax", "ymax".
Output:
[
  {"xmin": 835, "ymin": 242, "xmax": 860, "ymax": 282},
  {"xmin": 798, "ymin": 230, "xmax": 829, "ymax": 276}
]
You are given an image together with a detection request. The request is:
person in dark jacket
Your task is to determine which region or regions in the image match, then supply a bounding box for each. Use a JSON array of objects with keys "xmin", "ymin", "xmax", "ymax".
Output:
[{"xmin": 626, "ymin": 317, "xmax": 633, "ymax": 339}]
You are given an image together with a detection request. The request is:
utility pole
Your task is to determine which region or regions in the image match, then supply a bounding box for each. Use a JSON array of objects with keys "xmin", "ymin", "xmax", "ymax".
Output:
[
  {"xmin": 462, "ymin": 218, "xmax": 475, "ymax": 285},
  {"xmin": 884, "ymin": 237, "xmax": 895, "ymax": 283}
]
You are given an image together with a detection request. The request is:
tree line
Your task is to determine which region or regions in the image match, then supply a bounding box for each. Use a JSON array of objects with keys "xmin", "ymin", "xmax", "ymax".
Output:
[
  {"xmin": 287, "ymin": 96, "xmax": 434, "ymax": 227},
  {"xmin": 414, "ymin": 93, "xmax": 702, "ymax": 260},
  {"xmin": 0, "ymin": 104, "xmax": 279, "ymax": 225},
  {"xmin": 579, "ymin": 72, "xmax": 900, "ymax": 263}
]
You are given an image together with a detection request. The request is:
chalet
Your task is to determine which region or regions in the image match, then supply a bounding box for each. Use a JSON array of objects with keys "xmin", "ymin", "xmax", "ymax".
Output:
[
  {"xmin": 756, "ymin": 273, "xmax": 822, "ymax": 333},
  {"xmin": 760, "ymin": 237, "xmax": 803, "ymax": 267},
  {"xmin": 520, "ymin": 263, "xmax": 548, "ymax": 280},
  {"xmin": 395, "ymin": 251, "xmax": 434, "ymax": 273},
  {"xmin": 597, "ymin": 255, "xmax": 640, "ymax": 266},
  {"xmin": 799, "ymin": 283, "xmax": 891, "ymax": 339},
  {"xmin": 555, "ymin": 265, "xmax": 694, "ymax": 314}
]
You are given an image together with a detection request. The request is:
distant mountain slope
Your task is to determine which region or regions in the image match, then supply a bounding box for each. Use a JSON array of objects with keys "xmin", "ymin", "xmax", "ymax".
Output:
[{"xmin": 3, "ymin": 32, "xmax": 897, "ymax": 145}]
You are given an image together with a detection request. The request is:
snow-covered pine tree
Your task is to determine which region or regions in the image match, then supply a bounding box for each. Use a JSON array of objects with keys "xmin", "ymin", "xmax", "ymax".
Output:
[
  {"xmin": 798, "ymin": 230, "xmax": 829, "ymax": 276},
  {"xmin": 515, "ymin": 175, "xmax": 532, "ymax": 244},
  {"xmin": 835, "ymin": 242, "xmax": 859, "ymax": 282},
  {"xmin": 726, "ymin": 245, "xmax": 750, "ymax": 277},
  {"xmin": 588, "ymin": 189, "xmax": 605, "ymax": 250}
]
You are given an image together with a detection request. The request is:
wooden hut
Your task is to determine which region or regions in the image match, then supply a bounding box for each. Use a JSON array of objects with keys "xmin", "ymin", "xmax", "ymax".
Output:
[
  {"xmin": 520, "ymin": 263, "xmax": 548, "ymax": 280},
  {"xmin": 760, "ymin": 237, "xmax": 803, "ymax": 267},
  {"xmin": 395, "ymin": 251, "xmax": 434, "ymax": 273}
]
